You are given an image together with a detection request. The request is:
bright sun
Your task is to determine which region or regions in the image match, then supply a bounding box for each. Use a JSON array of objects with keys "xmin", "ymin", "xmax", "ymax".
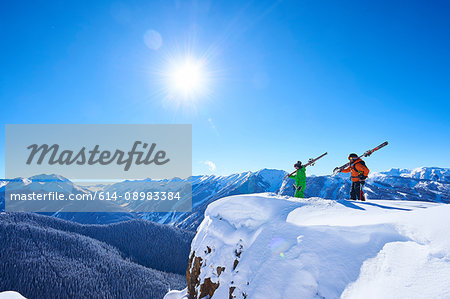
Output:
[{"xmin": 169, "ymin": 58, "xmax": 206, "ymax": 97}]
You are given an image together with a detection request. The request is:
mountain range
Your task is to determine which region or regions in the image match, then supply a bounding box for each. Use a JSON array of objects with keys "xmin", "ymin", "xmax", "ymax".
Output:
[{"xmin": 1, "ymin": 167, "xmax": 449, "ymax": 231}]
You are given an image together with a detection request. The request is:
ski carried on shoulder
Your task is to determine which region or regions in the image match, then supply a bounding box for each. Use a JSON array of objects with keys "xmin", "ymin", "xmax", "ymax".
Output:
[
  {"xmin": 333, "ymin": 141, "xmax": 388, "ymax": 175},
  {"xmin": 304, "ymin": 152, "xmax": 328, "ymax": 168},
  {"xmin": 285, "ymin": 152, "xmax": 328, "ymax": 178}
]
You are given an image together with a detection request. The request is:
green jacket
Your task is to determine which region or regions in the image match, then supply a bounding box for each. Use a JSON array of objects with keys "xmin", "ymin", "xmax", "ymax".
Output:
[{"xmin": 289, "ymin": 167, "xmax": 306, "ymax": 187}]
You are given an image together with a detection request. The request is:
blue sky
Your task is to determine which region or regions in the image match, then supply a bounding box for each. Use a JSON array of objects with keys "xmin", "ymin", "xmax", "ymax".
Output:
[{"xmin": 1, "ymin": 0, "xmax": 449, "ymax": 177}]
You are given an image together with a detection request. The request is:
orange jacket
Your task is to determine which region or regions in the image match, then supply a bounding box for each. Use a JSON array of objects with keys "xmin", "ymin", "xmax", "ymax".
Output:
[{"xmin": 341, "ymin": 158, "xmax": 370, "ymax": 182}]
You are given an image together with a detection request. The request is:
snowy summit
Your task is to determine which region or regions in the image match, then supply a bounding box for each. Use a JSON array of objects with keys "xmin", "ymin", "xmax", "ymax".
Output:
[{"xmin": 166, "ymin": 194, "xmax": 450, "ymax": 299}]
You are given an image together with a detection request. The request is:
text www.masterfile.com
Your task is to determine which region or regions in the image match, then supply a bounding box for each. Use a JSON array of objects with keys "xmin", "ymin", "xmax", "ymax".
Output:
[{"xmin": 7, "ymin": 191, "xmax": 182, "ymax": 201}]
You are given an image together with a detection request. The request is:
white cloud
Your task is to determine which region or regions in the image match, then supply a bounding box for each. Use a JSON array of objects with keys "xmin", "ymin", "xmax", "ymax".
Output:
[{"xmin": 204, "ymin": 160, "xmax": 216, "ymax": 172}]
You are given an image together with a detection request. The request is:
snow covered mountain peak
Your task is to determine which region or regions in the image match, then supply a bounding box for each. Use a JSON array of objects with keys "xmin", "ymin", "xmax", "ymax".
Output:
[
  {"xmin": 167, "ymin": 194, "xmax": 450, "ymax": 299},
  {"xmin": 373, "ymin": 167, "xmax": 450, "ymax": 182},
  {"xmin": 252, "ymin": 168, "xmax": 287, "ymax": 192},
  {"xmin": 408, "ymin": 167, "xmax": 450, "ymax": 181},
  {"xmin": 28, "ymin": 173, "xmax": 70, "ymax": 181},
  {"xmin": 3, "ymin": 173, "xmax": 86, "ymax": 194}
]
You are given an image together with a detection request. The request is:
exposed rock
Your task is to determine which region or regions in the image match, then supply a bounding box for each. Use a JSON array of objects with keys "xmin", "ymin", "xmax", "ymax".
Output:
[
  {"xmin": 232, "ymin": 259, "xmax": 239, "ymax": 271},
  {"xmin": 199, "ymin": 277, "xmax": 219, "ymax": 299},
  {"xmin": 187, "ymin": 250, "xmax": 224, "ymax": 299},
  {"xmin": 234, "ymin": 244, "xmax": 243, "ymax": 258},
  {"xmin": 186, "ymin": 251, "xmax": 202, "ymax": 299},
  {"xmin": 229, "ymin": 286, "xmax": 236, "ymax": 299}
]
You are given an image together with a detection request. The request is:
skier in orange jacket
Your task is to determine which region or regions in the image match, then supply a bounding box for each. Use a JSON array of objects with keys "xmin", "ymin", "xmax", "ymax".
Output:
[{"xmin": 340, "ymin": 153, "xmax": 370, "ymax": 201}]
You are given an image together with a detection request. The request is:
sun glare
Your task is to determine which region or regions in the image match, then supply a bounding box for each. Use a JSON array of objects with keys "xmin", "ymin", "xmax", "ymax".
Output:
[
  {"xmin": 169, "ymin": 58, "xmax": 206, "ymax": 98},
  {"xmin": 154, "ymin": 51, "xmax": 216, "ymax": 110}
]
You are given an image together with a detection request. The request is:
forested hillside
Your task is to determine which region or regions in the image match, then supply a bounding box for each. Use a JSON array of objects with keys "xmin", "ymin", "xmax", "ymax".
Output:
[{"xmin": 0, "ymin": 212, "xmax": 194, "ymax": 298}]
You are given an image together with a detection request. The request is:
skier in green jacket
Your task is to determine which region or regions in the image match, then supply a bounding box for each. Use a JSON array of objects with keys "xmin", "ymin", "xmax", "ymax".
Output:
[{"xmin": 288, "ymin": 161, "xmax": 306, "ymax": 198}]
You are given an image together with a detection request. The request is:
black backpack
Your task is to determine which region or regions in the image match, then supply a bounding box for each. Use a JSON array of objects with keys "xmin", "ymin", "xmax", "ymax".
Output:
[{"xmin": 351, "ymin": 160, "xmax": 367, "ymax": 172}]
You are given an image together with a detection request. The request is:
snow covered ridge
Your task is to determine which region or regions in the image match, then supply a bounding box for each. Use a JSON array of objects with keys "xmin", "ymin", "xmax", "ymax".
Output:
[
  {"xmin": 371, "ymin": 167, "xmax": 450, "ymax": 182},
  {"xmin": 1, "ymin": 167, "xmax": 449, "ymax": 228},
  {"xmin": 167, "ymin": 194, "xmax": 450, "ymax": 299}
]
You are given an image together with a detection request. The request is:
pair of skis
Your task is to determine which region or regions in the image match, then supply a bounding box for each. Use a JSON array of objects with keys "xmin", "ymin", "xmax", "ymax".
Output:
[
  {"xmin": 286, "ymin": 141, "xmax": 389, "ymax": 178},
  {"xmin": 332, "ymin": 141, "xmax": 388, "ymax": 174},
  {"xmin": 285, "ymin": 152, "xmax": 328, "ymax": 178}
]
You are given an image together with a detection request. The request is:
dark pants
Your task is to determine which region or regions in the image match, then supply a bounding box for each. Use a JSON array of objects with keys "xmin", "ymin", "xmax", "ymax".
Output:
[
  {"xmin": 293, "ymin": 185, "xmax": 304, "ymax": 198},
  {"xmin": 350, "ymin": 181, "xmax": 365, "ymax": 201}
]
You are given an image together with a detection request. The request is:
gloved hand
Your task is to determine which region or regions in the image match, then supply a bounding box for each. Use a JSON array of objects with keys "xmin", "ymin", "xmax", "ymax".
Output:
[{"xmin": 358, "ymin": 174, "xmax": 367, "ymax": 181}]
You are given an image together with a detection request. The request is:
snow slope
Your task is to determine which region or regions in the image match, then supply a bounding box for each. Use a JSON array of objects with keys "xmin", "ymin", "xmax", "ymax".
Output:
[{"xmin": 168, "ymin": 194, "xmax": 450, "ymax": 299}]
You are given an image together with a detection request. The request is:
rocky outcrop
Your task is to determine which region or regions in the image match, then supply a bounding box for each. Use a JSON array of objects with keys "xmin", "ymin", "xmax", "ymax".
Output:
[
  {"xmin": 186, "ymin": 252, "xmax": 201, "ymax": 298},
  {"xmin": 186, "ymin": 241, "xmax": 246, "ymax": 299},
  {"xmin": 186, "ymin": 250, "xmax": 221, "ymax": 299}
]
